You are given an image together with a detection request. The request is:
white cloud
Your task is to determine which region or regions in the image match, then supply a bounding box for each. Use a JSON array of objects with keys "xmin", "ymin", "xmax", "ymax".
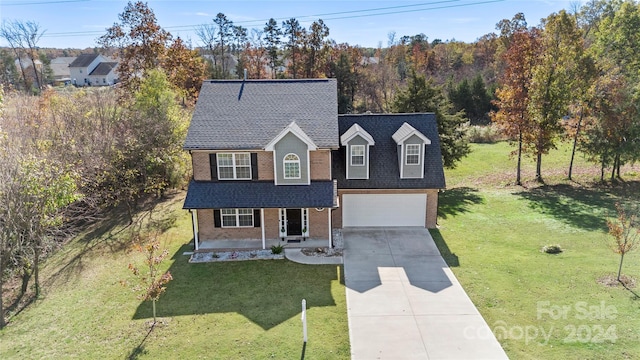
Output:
[{"xmin": 450, "ymin": 17, "xmax": 479, "ymax": 24}]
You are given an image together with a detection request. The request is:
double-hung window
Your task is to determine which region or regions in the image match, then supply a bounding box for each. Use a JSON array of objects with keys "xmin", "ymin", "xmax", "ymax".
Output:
[
  {"xmin": 350, "ymin": 145, "xmax": 365, "ymax": 166},
  {"xmin": 405, "ymin": 144, "xmax": 421, "ymax": 165},
  {"xmin": 283, "ymin": 153, "xmax": 301, "ymax": 179},
  {"xmin": 217, "ymin": 153, "xmax": 251, "ymax": 180},
  {"xmin": 221, "ymin": 209, "xmax": 254, "ymax": 227}
]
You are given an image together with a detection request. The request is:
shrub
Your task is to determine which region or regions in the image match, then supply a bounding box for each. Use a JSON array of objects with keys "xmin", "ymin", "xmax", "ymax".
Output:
[
  {"xmin": 271, "ymin": 244, "xmax": 284, "ymax": 254},
  {"xmin": 466, "ymin": 124, "xmax": 505, "ymax": 144},
  {"xmin": 542, "ymin": 244, "xmax": 563, "ymax": 254}
]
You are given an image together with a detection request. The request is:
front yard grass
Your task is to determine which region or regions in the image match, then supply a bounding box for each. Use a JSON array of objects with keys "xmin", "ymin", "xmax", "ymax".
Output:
[
  {"xmin": 436, "ymin": 142, "xmax": 640, "ymax": 359},
  {"xmin": 0, "ymin": 193, "xmax": 349, "ymax": 359}
]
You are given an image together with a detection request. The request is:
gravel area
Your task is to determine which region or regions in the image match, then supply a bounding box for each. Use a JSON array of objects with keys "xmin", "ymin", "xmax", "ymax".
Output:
[
  {"xmin": 300, "ymin": 229, "xmax": 344, "ymax": 257},
  {"xmin": 190, "ymin": 249, "xmax": 284, "ymax": 263}
]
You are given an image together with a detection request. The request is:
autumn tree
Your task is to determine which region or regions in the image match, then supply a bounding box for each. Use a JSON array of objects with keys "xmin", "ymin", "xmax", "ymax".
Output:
[
  {"xmin": 607, "ymin": 203, "xmax": 640, "ymax": 282},
  {"xmin": 392, "ymin": 70, "xmax": 470, "ymax": 168},
  {"xmin": 0, "ymin": 20, "xmax": 46, "ymax": 92},
  {"xmin": 241, "ymin": 29, "xmax": 267, "ymax": 79},
  {"xmin": 213, "ymin": 13, "xmax": 233, "ymax": 77},
  {"xmin": 98, "ymin": 1, "xmax": 171, "ymax": 94},
  {"xmin": 491, "ymin": 28, "xmax": 541, "ymax": 185},
  {"xmin": 195, "ymin": 22, "xmax": 217, "ymax": 75},
  {"xmin": 282, "ymin": 18, "xmax": 303, "ymax": 78},
  {"xmin": 127, "ymin": 233, "xmax": 172, "ymax": 325},
  {"xmin": 162, "ymin": 37, "xmax": 206, "ymax": 102},
  {"xmin": 304, "ymin": 19, "xmax": 330, "ymax": 78},
  {"xmin": 264, "ymin": 18, "xmax": 282, "ymax": 78},
  {"xmin": 586, "ymin": 1, "xmax": 640, "ymax": 179},
  {"xmin": 526, "ymin": 11, "xmax": 584, "ymax": 182},
  {"xmin": 330, "ymin": 44, "xmax": 362, "ymax": 114},
  {"xmin": 103, "ymin": 69, "xmax": 188, "ymax": 221}
]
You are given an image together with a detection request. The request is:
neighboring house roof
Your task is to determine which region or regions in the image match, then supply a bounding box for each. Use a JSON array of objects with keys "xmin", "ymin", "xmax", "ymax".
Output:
[
  {"xmin": 50, "ymin": 57, "xmax": 76, "ymax": 65},
  {"xmin": 14, "ymin": 58, "xmax": 42, "ymax": 69},
  {"xmin": 89, "ymin": 62, "xmax": 118, "ymax": 76},
  {"xmin": 183, "ymin": 180, "xmax": 336, "ymax": 209},
  {"xmin": 69, "ymin": 54, "xmax": 100, "ymax": 68},
  {"xmin": 50, "ymin": 57, "xmax": 76, "ymax": 79},
  {"xmin": 333, "ymin": 113, "xmax": 446, "ymax": 189},
  {"xmin": 184, "ymin": 79, "xmax": 339, "ymax": 150}
]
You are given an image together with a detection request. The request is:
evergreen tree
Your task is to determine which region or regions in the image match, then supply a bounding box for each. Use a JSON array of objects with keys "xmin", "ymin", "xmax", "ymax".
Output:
[{"xmin": 392, "ymin": 70, "xmax": 470, "ymax": 168}]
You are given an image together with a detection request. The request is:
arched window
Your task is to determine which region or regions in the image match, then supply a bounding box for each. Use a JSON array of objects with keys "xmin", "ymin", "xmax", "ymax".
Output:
[{"xmin": 283, "ymin": 153, "xmax": 301, "ymax": 179}]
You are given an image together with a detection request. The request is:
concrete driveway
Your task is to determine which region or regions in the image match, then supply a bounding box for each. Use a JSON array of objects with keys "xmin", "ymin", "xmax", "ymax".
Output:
[{"xmin": 343, "ymin": 228, "xmax": 508, "ymax": 360}]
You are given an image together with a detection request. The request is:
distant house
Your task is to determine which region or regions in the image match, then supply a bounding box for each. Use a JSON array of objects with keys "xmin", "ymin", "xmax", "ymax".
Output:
[
  {"xmin": 50, "ymin": 57, "xmax": 75, "ymax": 84},
  {"xmin": 14, "ymin": 57, "xmax": 43, "ymax": 71},
  {"xmin": 68, "ymin": 54, "xmax": 118, "ymax": 86}
]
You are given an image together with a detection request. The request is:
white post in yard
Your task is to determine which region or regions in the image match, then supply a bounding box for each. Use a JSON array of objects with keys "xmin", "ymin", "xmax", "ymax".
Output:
[
  {"xmin": 327, "ymin": 209, "xmax": 332, "ymax": 248},
  {"xmin": 261, "ymin": 209, "xmax": 266, "ymax": 250},
  {"xmin": 301, "ymin": 299, "xmax": 307, "ymax": 343}
]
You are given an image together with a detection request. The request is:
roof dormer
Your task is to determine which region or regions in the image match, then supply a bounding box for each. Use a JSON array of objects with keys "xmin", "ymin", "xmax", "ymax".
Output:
[
  {"xmin": 340, "ymin": 124, "xmax": 375, "ymax": 179},
  {"xmin": 392, "ymin": 122, "xmax": 431, "ymax": 179}
]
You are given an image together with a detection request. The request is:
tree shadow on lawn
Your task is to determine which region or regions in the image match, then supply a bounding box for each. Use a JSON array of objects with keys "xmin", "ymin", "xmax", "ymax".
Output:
[
  {"xmin": 438, "ymin": 187, "xmax": 484, "ymax": 220},
  {"xmin": 430, "ymin": 229, "xmax": 459, "ymax": 267},
  {"xmin": 513, "ymin": 183, "xmax": 628, "ymax": 232},
  {"xmin": 132, "ymin": 245, "xmax": 342, "ymax": 330}
]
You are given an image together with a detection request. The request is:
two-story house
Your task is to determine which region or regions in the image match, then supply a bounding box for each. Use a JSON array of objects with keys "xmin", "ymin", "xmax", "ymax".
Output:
[
  {"xmin": 69, "ymin": 54, "xmax": 118, "ymax": 86},
  {"xmin": 183, "ymin": 79, "xmax": 445, "ymax": 251}
]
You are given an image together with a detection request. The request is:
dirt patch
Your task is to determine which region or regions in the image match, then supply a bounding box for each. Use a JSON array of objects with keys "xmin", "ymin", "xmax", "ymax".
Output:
[{"xmin": 597, "ymin": 274, "xmax": 636, "ymax": 288}]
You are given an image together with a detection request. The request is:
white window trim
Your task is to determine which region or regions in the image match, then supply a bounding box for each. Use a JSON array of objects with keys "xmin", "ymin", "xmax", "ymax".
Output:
[
  {"xmin": 283, "ymin": 153, "xmax": 301, "ymax": 179},
  {"xmin": 221, "ymin": 208, "xmax": 254, "ymax": 228},
  {"xmin": 217, "ymin": 153, "xmax": 252, "ymax": 180},
  {"xmin": 350, "ymin": 145, "xmax": 365, "ymax": 166},
  {"xmin": 405, "ymin": 144, "xmax": 421, "ymax": 165}
]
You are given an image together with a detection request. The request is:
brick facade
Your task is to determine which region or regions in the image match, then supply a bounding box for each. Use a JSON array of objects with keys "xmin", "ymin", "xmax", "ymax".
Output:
[
  {"xmin": 310, "ymin": 150, "xmax": 332, "ymax": 180},
  {"xmin": 196, "ymin": 207, "xmax": 331, "ymax": 243},
  {"xmin": 192, "ymin": 152, "xmax": 211, "ymax": 181},
  {"xmin": 257, "ymin": 151, "xmax": 275, "ymax": 181}
]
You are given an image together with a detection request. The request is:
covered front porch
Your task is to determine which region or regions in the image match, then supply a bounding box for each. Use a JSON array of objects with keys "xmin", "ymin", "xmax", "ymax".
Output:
[{"xmin": 183, "ymin": 179, "xmax": 338, "ymax": 251}]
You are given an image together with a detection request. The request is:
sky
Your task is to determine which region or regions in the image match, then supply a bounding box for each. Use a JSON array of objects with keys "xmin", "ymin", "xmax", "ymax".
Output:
[{"xmin": 0, "ymin": 0, "xmax": 576, "ymax": 49}]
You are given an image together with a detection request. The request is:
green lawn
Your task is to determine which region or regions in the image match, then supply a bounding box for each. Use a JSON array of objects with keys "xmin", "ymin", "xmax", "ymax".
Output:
[
  {"xmin": 2, "ymin": 140, "xmax": 639, "ymax": 359},
  {"xmin": 0, "ymin": 194, "xmax": 349, "ymax": 359},
  {"xmin": 436, "ymin": 142, "xmax": 640, "ymax": 360}
]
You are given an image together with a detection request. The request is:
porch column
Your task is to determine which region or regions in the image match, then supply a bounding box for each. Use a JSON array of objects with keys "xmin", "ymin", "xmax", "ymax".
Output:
[
  {"xmin": 261, "ymin": 209, "xmax": 266, "ymax": 250},
  {"xmin": 191, "ymin": 210, "xmax": 199, "ymax": 251},
  {"xmin": 328, "ymin": 208, "xmax": 332, "ymax": 248}
]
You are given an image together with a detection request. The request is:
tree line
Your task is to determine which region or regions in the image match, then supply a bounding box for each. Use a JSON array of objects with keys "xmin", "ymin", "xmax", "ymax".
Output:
[{"xmin": 492, "ymin": 0, "xmax": 640, "ymax": 184}]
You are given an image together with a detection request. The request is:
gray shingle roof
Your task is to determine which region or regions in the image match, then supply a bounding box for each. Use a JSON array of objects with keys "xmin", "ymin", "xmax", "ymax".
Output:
[
  {"xmin": 333, "ymin": 113, "xmax": 446, "ymax": 189},
  {"xmin": 183, "ymin": 180, "xmax": 335, "ymax": 209},
  {"xmin": 184, "ymin": 79, "xmax": 339, "ymax": 150},
  {"xmin": 69, "ymin": 54, "xmax": 99, "ymax": 68},
  {"xmin": 89, "ymin": 62, "xmax": 118, "ymax": 76}
]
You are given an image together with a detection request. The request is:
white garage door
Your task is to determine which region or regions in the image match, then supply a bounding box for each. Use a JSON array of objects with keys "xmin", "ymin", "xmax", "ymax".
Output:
[{"xmin": 342, "ymin": 193, "xmax": 427, "ymax": 227}]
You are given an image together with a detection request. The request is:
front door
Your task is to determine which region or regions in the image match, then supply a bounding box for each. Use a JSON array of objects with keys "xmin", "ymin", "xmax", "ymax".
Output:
[{"xmin": 286, "ymin": 209, "xmax": 302, "ymax": 236}]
